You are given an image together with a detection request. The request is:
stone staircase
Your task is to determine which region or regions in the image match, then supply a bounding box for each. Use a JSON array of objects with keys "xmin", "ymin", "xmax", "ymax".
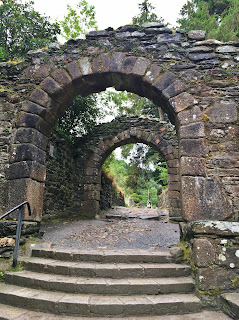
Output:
[{"xmin": 0, "ymin": 247, "xmax": 204, "ymax": 318}]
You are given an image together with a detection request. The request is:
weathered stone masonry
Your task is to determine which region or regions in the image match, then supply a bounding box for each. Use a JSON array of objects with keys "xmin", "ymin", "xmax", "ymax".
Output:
[
  {"xmin": 0, "ymin": 22, "xmax": 238, "ymax": 307},
  {"xmin": 0, "ymin": 23, "xmax": 238, "ymax": 223},
  {"xmin": 74, "ymin": 116, "xmax": 179, "ymax": 219}
]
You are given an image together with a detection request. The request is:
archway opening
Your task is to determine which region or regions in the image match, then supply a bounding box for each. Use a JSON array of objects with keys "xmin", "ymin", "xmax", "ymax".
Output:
[{"xmin": 42, "ymin": 84, "xmax": 180, "ymax": 223}]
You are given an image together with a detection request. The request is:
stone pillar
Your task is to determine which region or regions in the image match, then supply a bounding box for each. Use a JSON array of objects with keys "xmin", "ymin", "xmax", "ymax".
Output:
[
  {"xmin": 7, "ymin": 178, "xmax": 45, "ymax": 222},
  {"xmin": 180, "ymin": 221, "xmax": 239, "ymax": 308}
]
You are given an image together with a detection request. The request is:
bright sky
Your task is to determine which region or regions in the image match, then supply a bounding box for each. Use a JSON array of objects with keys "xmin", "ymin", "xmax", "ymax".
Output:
[{"xmin": 31, "ymin": 0, "xmax": 188, "ymax": 30}]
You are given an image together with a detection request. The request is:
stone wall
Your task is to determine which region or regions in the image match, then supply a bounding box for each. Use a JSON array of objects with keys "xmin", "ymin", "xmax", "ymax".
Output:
[
  {"xmin": 43, "ymin": 118, "xmax": 177, "ymax": 219},
  {"xmin": 100, "ymin": 171, "xmax": 125, "ymax": 210},
  {"xmin": 181, "ymin": 221, "xmax": 239, "ymax": 308},
  {"xmin": 74, "ymin": 117, "xmax": 179, "ymax": 219},
  {"xmin": 43, "ymin": 131, "xmax": 78, "ymax": 220},
  {"xmin": 0, "ymin": 23, "xmax": 238, "ymax": 223}
]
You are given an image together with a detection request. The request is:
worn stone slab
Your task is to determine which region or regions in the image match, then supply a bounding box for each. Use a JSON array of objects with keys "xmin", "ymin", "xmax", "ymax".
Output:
[
  {"xmin": 16, "ymin": 111, "xmax": 52, "ymax": 137},
  {"xmin": 204, "ymin": 101, "xmax": 237, "ymax": 123},
  {"xmin": 0, "ymin": 304, "xmax": 232, "ymax": 319},
  {"xmin": 12, "ymin": 128, "xmax": 48, "ymax": 151},
  {"xmin": 180, "ymin": 157, "xmax": 206, "ymax": 176},
  {"xmin": 110, "ymin": 52, "xmax": 126, "ymax": 72},
  {"xmin": 192, "ymin": 221, "xmax": 239, "ymax": 237},
  {"xmin": 180, "ymin": 138, "xmax": 207, "ymax": 157},
  {"xmin": 188, "ymin": 30, "xmax": 206, "ymax": 40},
  {"xmin": 179, "ymin": 122, "xmax": 205, "ymax": 139},
  {"xmin": 169, "ymin": 92, "xmax": 197, "ymax": 113},
  {"xmin": 6, "ymin": 161, "xmax": 46, "ymax": 182},
  {"xmin": 181, "ymin": 176, "xmax": 233, "ymax": 221},
  {"xmin": 152, "ymin": 71, "xmax": 176, "ymax": 91},
  {"xmin": 221, "ymin": 293, "xmax": 239, "ymax": 319}
]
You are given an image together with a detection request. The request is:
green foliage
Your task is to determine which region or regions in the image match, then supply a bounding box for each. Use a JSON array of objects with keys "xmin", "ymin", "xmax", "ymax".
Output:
[
  {"xmin": 103, "ymin": 143, "xmax": 168, "ymax": 208},
  {"xmin": 0, "ymin": 269, "xmax": 4, "ymax": 281},
  {"xmin": 177, "ymin": 0, "xmax": 239, "ymax": 42},
  {"xmin": 0, "ymin": 0, "xmax": 60, "ymax": 60},
  {"xmin": 55, "ymin": 94, "xmax": 102, "ymax": 143},
  {"xmin": 132, "ymin": 0, "xmax": 164, "ymax": 25},
  {"xmin": 0, "ymin": 46, "xmax": 7, "ymax": 61},
  {"xmin": 60, "ymin": 0, "xmax": 98, "ymax": 40},
  {"xmin": 130, "ymin": 193, "xmax": 143, "ymax": 203}
]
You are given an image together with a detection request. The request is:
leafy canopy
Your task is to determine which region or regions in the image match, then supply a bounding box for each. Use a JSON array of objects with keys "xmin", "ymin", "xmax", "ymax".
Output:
[
  {"xmin": 0, "ymin": 0, "xmax": 60, "ymax": 60},
  {"xmin": 60, "ymin": 0, "xmax": 98, "ymax": 40},
  {"xmin": 177, "ymin": 0, "xmax": 239, "ymax": 42}
]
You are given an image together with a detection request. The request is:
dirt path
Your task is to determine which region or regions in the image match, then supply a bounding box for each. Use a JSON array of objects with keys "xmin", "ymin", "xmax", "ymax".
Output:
[{"xmin": 40, "ymin": 207, "xmax": 180, "ymax": 251}]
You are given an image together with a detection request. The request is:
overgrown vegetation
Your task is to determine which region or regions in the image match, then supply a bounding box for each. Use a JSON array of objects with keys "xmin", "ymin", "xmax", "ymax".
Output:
[
  {"xmin": 177, "ymin": 0, "xmax": 239, "ymax": 42},
  {"xmin": 103, "ymin": 144, "xmax": 168, "ymax": 207},
  {"xmin": 0, "ymin": 0, "xmax": 60, "ymax": 61}
]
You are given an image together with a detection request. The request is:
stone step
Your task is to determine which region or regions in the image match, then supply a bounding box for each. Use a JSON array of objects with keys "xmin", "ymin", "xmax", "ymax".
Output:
[
  {"xmin": 32, "ymin": 248, "xmax": 172, "ymax": 264},
  {"xmin": 5, "ymin": 270, "xmax": 194, "ymax": 295},
  {"xmin": 0, "ymin": 283, "xmax": 201, "ymax": 317},
  {"xmin": 221, "ymin": 292, "xmax": 239, "ymax": 319},
  {"xmin": 0, "ymin": 304, "xmax": 232, "ymax": 320},
  {"xmin": 22, "ymin": 257, "xmax": 191, "ymax": 279}
]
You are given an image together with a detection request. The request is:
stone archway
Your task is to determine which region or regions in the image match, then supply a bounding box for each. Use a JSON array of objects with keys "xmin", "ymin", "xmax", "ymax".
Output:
[
  {"xmin": 73, "ymin": 117, "xmax": 179, "ymax": 219},
  {"xmin": 0, "ymin": 24, "xmax": 238, "ymax": 223}
]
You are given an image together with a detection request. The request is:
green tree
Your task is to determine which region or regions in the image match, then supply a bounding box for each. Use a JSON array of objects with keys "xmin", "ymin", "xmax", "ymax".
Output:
[
  {"xmin": 56, "ymin": 0, "xmax": 99, "ymax": 142},
  {"xmin": 177, "ymin": 0, "xmax": 239, "ymax": 42},
  {"xmin": 60, "ymin": 0, "xmax": 98, "ymax": 40},
  {"xmin": 55, "ymin": 94, "xmax": 101, "ymax": 143},
  {"xmin": 0, "ymin": 0, "xmax": 60, "ymax": 60},
  {"xmin": 132, "ymin": 0, "xmax": 164, "ymax": 25}
]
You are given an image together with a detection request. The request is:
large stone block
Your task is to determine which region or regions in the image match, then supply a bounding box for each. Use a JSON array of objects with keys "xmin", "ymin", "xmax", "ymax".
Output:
[
  {"xmin": 181, "ymin": 176, "xmax": 233, "ymax": 221},
  {"xmin": 169, "ymin": 92, "xmax": 197, "ymax": 113},
  {"xmin": 122, "ymin": 56, "xmax": 137, "ymax": 74},
  {"xmin": 196, "ymin": 266, "xmax": 237, "ymax": 291},
  {"xmin": 192, "ymin": 238, "xmax": 215, "ymax": 267},
  {"xmin": 29, "ymin": 88, "xmax": 61, "ymax": 117},
  {"xmin": 16, "ymin": 111, "xmax": 52, "ymax": 137},
  {"xmin": 100, "ymin": 53, "xmax": 111, "ymax": 73},
  {"xmin": 40, "ymin": 77, "xmax": 72, "ymax": 107},
  {"xmin": 78, "ymin": 57, "xmax": 93, "ymax": 75},
  {"xmin": 110, "ymin": 52, "xmax": 126, "ymax": 72},
  {"xmin": 180, "ymin": 122, "xmax": 205, "ymax": 139},
  {"xmin": 192, "ymin": 221, "xmax": 239, "ymax": 237},
  {"xmin": 177, "ymin": 106, "xmax": 202, "ymax": 126},
  {"xmin": 162, "ymin": 80, "xmax": 186, "ymax": 99},
  {"xmin": 66, "ymin": 60, "xmax": 83, "ymax": 86},
  {"xmin": 204, "ymin": 101, "xmax": 237, "ymax": 123},
  {"xmin": 132, "ymin": 57, "xmax": 150, "ymax": 76},
  {"xmin": 79, "ymin": 200, "xmax": 99, "ymax": 218},
  {"xmin": 180, "ymin": 138, "xmax": 207, "ymax": 157},
  {"xmin": 9, "ymin": 143, "xmax": 46, "ymax": 165},
  {"xmin": 12, "ymin": 128, "xmax": 48, "ymax": 151},
  {"xmin": 6, "ymin": 161, "xmax": 46, "ymax": 182},
  {"xmin": 152, "ymin": 71, "xmax": 176, "ymax": 91},
  {"xmin": 188, "ymin": 30, "xmax": 206, "ymax": 40},
  {"xmin": 21, "ymin": 101, "xmax": 56, "ymax": 126},
  {"xmin": 144, "ymin": 65, "xmax": 162, "ymax": 84},
  {"xmin": 7, "ymin": 178, "xmax": 44, "ymax": 221},
  {"xmin": 180, "ymin": 157, "xmax": 207, "ymax": 176},
  {"xmin": 51, "ymin": 68, "xmax": 75, "ymax": 96}
]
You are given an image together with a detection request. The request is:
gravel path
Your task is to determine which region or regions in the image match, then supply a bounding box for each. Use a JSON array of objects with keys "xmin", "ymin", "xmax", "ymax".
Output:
[{"xmin": 41, "ymin": 207, "xmax": 180, "ymax": 251}]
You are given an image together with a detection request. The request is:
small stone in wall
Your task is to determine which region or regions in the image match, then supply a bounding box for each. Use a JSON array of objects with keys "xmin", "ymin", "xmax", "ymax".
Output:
[
  {"xmin": 188, "ymin": 30, "xmax": 206, "ymax": 41},
  {"xmin": 0, "ymin": 237, "xmax": 15, "ymax": 247}
]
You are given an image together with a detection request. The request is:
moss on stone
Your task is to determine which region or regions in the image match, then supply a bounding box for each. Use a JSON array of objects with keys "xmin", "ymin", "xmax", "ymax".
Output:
[
  {"xmin": 232, "ymin": 276, "xmax": 239, "ymax": 288},
  {"xmin": 199, "ymin": 288, "xmax": 222, "ymax": 296},
  {"xmin": 178, "ymin": 241, "xmax": 191, "ymax": 262}
]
